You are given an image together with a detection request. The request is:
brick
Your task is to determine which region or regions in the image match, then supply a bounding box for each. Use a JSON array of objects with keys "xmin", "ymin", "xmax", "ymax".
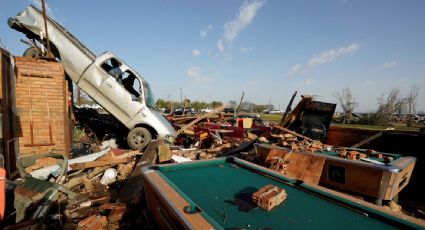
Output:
[
  {"xmin": 14, "ymin": 56, "xmax": 68, "ymax": 157},
  {"xmin": 252, "ymin": 184, "xmax": 287, "ymax": 211}
]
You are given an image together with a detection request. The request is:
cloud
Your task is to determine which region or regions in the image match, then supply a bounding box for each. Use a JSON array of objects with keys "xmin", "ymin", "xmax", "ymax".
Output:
[
  {"xmin": 200, "ymin": 24, "xmax": 213, "ymax": 38},
  {"xmin": 217, "ymin": 39, "xmax": 225, "ymax": 52},
  {"xmin": 186, "ymin": 66, "xmax": 209, "ymax": 82},
  {"xmin": 32, "ymin": 0, "xmax": 54, "ymax": 18},
  {"xmin": 192, "ymin": 49, "xmax": 202, "ymax": 57},
  {"xmin": 382, "ymin": 60, "xmax": 398, "ymax": 69},
  {"xmin": 305, "ymin": 78, "xmax": 314, "ymax": 85},
  {"xmin": 240, "ymin": 46, "xmax": 253, "ymax": 54},
  {"xmin": 289, "ymin": 64, "xmax": 304, "ymax": 76},
  {"xmin": 289, "ymin": 43, "xmax": 360, "ymax": 75},
  {"xmin": 307, "ymin": 43, "xmax": 360, "ymax": 68},
  {"xmin": 217, "ymin": 0, "xmax": 264, "ymax": 52}
]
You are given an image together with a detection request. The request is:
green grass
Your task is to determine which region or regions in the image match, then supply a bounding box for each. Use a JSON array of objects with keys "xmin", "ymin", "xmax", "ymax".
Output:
[
  {"xmin": 259, "ymin": 113, "xmax": 421, "ymax": 132},
  {"xmin": 260, "ymin": 113, "xmax": 282, "ymax": 122}
]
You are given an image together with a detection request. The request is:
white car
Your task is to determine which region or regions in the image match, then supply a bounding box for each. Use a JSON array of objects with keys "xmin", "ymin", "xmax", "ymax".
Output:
[
  {"xmin": 200, "ymin": 108, "xmax": 213, "ymax": 113},
  {"xmin": 268, "ymin": 110, "xmax": 284, "ymax": 114}
]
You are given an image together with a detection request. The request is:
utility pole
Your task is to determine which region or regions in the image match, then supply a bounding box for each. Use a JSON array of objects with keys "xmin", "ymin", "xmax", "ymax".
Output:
[
  {"xmin": 179, "ymin": 88, "xmax": 182, "ymax": 106},
  {"xmin": 269, "ymin": 96, "xmax": 272, "ymax": 110},
  {"xmin": 167, "ymin": 94, "xmax": 171, "ymax": 111},
  {"xmin": 235, "ymin": 91, "xmax": 245, "ymax": 118},
  {"xmin": 41, "ymin": 0, "xmax": 52, "ymax": 59}
]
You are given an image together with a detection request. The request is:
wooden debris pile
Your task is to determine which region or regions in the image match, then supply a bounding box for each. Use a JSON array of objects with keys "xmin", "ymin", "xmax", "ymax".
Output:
[
  {"xmin": 57, "ymin": 148, "xmax": 147, "ymax": 229},
  {"xmin": 171, "ymin": 142, "xmax": 237, "ymax": 161},
  {"xmin": 263, "ymin": 125, "xmax": 388, "ymax": 162},
  {"xmin": 4, "ymin": 144, "xmax": 154, "ymax": 230}
]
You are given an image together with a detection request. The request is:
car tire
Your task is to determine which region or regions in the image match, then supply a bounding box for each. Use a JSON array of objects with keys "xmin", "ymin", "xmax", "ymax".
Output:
[
  {"xmin": 127, "ymin": 127, "xmax": 152, "ymax": 150},
  {"xmin": 23, "ymin": 46, "xmax": 43, "ymax": 58}
]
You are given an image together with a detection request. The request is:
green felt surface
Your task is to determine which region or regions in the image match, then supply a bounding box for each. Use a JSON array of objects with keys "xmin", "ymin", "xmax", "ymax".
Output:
[{"xmin": 157, "ymin": 159, "xmax": 409, "ymax": 230}]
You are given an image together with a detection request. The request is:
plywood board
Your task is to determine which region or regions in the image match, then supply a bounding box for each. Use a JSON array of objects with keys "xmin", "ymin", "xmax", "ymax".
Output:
[{"xmin": 281, "ymin": 152, "xmax": 325, "ymax": 185}]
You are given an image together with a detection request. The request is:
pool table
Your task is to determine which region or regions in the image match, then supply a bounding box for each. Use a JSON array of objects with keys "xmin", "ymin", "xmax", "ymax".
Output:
[
  {"xmin": 142, "ymin": 157, "xmax": 424, "ymax": 229},
  {"xmin": 255, "ymin": 144, "xmax": 416, "ymax": 204}
]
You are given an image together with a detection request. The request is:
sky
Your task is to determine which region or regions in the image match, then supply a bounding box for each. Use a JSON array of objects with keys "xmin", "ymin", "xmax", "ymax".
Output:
[{"xmin": 1, "ymin": 0, "xmax": 424, "ymax": 112}]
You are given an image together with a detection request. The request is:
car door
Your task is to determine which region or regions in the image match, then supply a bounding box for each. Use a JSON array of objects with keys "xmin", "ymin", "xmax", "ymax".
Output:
[{"xmin": 96, "ymin": 60, "xmax": 143, "ymax": 124}]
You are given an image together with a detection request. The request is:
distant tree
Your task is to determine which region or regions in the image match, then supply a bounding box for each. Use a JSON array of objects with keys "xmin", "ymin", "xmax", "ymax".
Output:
[
  {"xmin": 228, "ymin": 100, "xmax": 237, "ymax": 108},
  {"xmin": 241, "ymin": 101, "xmax": 255, "ymax": 112},
  {"xmin": 155, "ymin": 98, "xmax": 167, "ymax": 108},
  {"xmin": 190, "ymin": 100, "xmax": 201, "ymax": 111},
  {"xmin": 210, "ymin": 101, "xmax": 223, "ymax": 108},
  {"xmin": 334, "ymin": 87, "xmax": 358, "ymax": 123},
  {"xmin": 406, "ymin": 85, "xmax": 420, "ymax": 127},
  {"xmin": 73, "ymin": 85, "xmax": 95, "ymax": 106},
  {"xmin": 372, "ymin": 88, "xmax": 403, "ymax": 124},
  {"xmin": 253, "ymin": 104, "xmax": 269, "ymax": 113}
]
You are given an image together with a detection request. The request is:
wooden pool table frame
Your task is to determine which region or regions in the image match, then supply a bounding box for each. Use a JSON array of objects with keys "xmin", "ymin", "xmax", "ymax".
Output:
[{"xmin": 142, "ymin": 157, "xmax": 425, "ymax": 230}]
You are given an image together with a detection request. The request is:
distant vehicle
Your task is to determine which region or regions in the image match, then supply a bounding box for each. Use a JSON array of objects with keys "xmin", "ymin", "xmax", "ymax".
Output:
[
  {"xmin": 224, "ymin": 108, "xmax": 235, "ymax": 113},
  {"xmin": 9, "ymin": 5, "xmax": 176, "ymax": 150},
  {"xmin": 268, "ymin": 110, "xmax": 284, "ymax": 114},
  {"xmin": 173, "ymin": 107, "xmax": 194, "ymax": 116},
  {"xmin": 200, "ymin": 108, "xmax": 213, "ymax": 113}
]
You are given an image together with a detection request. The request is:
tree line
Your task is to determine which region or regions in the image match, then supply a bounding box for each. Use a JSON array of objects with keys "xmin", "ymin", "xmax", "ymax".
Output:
[
  {"xmin": 334, "ymin": 85, "xmax": 420, "ymax": 126},
  {"xmin": 155, "ymin": 98, "xmax": 274, "ymax": 113}
]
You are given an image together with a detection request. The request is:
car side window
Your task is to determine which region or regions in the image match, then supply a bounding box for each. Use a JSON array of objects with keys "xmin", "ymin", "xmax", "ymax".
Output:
[
  {"xmin": 121, "ymin": 71, "xmax": 142, "ymax": 101},
  {"xmin": 101, "ymin": 58, "xmax": 122, "ymax": 80}
]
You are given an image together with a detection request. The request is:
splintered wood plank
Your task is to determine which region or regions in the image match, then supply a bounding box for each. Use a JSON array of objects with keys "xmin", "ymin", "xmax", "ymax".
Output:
[
  {"xmin": 69, "ymin": 158, "xmax": 131, "ymax": 170},
  {"xmin": 158, "ymin": 143, "xmax": 171, "ymax": 163}
]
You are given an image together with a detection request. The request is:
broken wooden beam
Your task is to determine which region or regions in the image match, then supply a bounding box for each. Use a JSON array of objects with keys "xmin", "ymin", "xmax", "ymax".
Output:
[
  {"xmin": 77, "ymin": 215, "xmax": 107, "ymax": 230},
  {"xmin": 272, "ymin": 124, "xmax": 314, "ymax": 142},
  {"xmin": 350, "ymin": 131, "xmax": 383, "ymax": 148},
  {"xmin": 176, "ymin": 105, "xmax": 226, "ymax": 135},
  {"xmin": 69, "ymin": 158, "xmax": 132, "ymax": 170},
  {"xmin": 99, "ymin": 203, "xmax": 126, "ymax": 211}
]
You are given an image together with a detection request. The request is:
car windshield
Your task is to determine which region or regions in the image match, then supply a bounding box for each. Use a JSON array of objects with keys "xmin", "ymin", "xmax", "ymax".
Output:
[{"xmin": 143, "ymin": 81, "xmax": 155, "ymax": 108}]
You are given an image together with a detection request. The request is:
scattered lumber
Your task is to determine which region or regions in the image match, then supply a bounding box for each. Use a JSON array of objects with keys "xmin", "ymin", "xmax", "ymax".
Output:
[
  {"xmin": 350, "ymin": 131, "xmax": 383, "ymax": 148},
  {"xmin": 176, "ymin": 105, "xmax": 226, "ymax": 135},
  {"xmin": 69, "ymin": 158, "xmax": 132, "ymax": 170}
]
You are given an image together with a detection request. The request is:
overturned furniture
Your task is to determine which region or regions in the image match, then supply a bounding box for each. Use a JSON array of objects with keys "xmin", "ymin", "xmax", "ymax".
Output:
[{"xmin": 275, "ymin": 95, "xmax": 336, "ymax": 142}]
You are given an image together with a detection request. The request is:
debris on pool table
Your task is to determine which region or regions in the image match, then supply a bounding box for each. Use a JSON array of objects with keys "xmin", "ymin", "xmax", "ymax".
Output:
[{"xmin": 252, "ymin": 184, "xmax": 287, "ymax": 211}]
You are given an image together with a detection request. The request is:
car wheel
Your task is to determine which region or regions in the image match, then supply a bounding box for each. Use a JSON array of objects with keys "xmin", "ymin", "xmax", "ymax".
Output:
[
  {"xmin": 127, "ymin": 127, "xmax": 152, "ymax": 150},
  {"xmin": 23, "ymin": 46, "xmax": 43, "ymax": 58}
]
